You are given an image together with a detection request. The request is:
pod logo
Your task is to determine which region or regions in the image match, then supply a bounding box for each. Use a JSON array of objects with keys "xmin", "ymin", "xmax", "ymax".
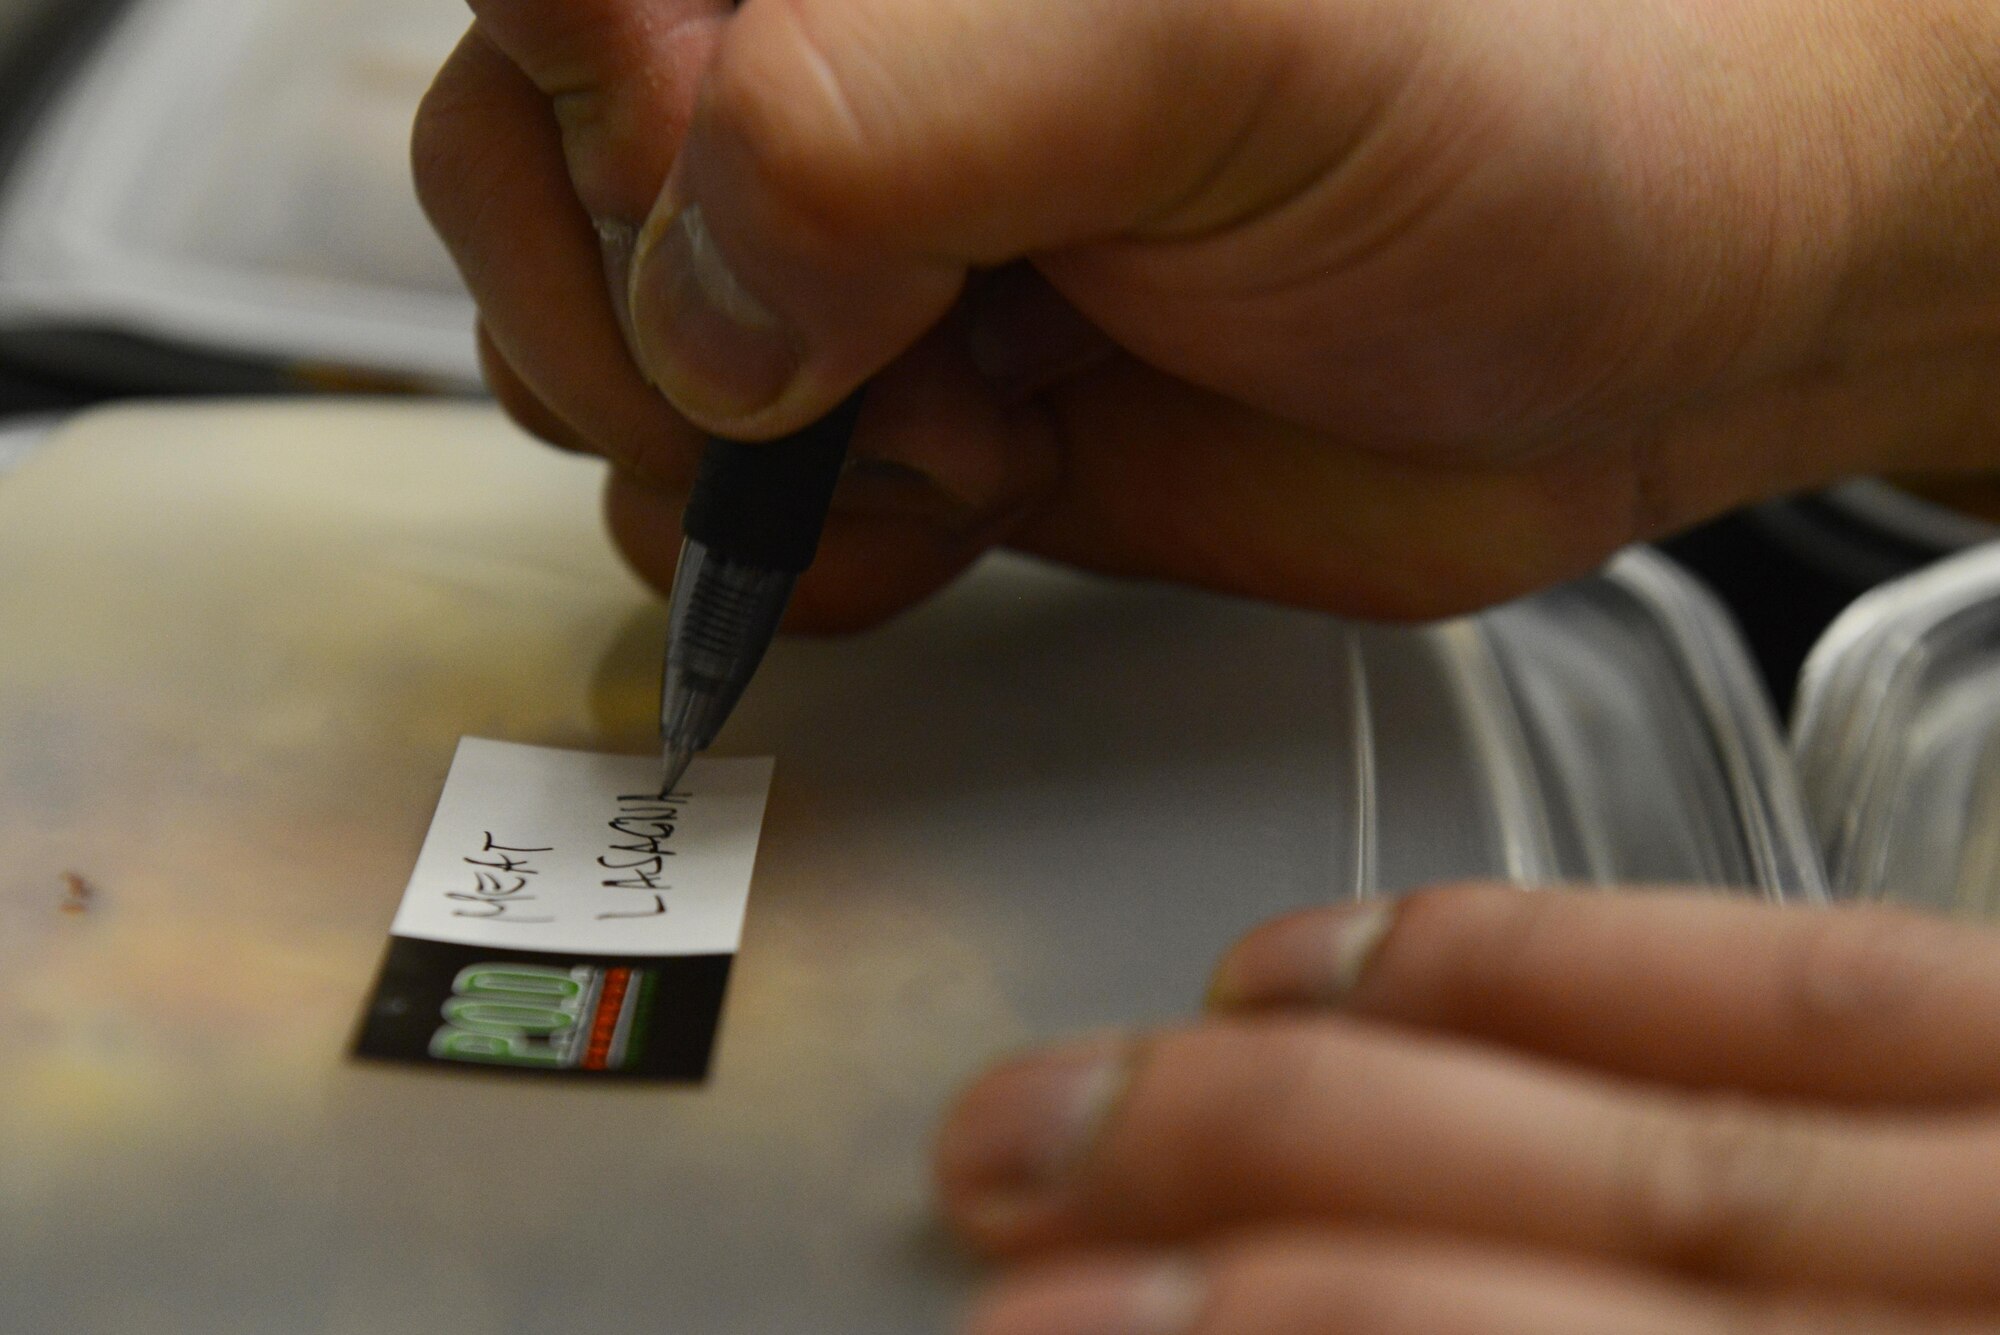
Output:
[
  {"xmin": 356, "ymin": 938, "xmax": 732, "ymax": 1081},
  {"xmin": 429, "ymin": 961, "xmax": 655, "ymax": 1072}
]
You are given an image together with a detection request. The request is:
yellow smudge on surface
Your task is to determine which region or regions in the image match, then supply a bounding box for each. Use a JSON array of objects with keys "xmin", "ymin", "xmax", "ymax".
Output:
[
  {"xmin": 0, "ymin": 401, "xmax": 655, "ymax": 1171},
  {"xmin": 0, "ymin": 400, "xmax": 1054, "ymax": 1330}
]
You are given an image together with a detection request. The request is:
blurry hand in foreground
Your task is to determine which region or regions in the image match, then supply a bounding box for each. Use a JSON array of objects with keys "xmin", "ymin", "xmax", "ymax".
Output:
[
  {"xmin": 415, "ymin": 0, "xmax": 2000, "ymax": 629},
  {"xmin": 938, "ymin": 886, "xmax": 2000, "ymax": 1333}
]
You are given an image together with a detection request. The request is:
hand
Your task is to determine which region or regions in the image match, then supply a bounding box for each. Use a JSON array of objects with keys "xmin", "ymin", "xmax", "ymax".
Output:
[
  {"xmin": 415, "ymin": 0, "xmax": 2000, "ymax": 629},
  {"xmin": 936, "ymin": 886, "xmax": 2000, "ymax": 1333}
]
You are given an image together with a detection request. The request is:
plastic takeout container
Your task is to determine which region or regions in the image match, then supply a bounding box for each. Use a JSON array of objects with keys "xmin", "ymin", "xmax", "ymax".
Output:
[
  {"xmin": 0, "ymin": 0, "xmax": 475, "ymax": 388},
  {"xmin": 1795, "ymin": 543, "xmax": 2000, "ymax": 914},
  {"xmin": 1, "ymin": 400, "xmax": 1829, "ymax": 1331}
]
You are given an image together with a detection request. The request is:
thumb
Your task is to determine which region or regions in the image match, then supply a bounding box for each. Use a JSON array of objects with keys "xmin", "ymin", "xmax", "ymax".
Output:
[{"xmin": 625, "ymin": 0, "xmax": 1402, "ymax": 437}]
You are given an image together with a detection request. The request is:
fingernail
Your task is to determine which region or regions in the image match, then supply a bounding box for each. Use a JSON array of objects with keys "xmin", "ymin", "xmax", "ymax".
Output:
[
  {"xmin": 595, "ymin": 217, "xmax": 640, "ymax": 349},
  {"xmin": 629, "ymin": 200, "xmax": 803, "ymax": 422},
  {"xmin": 966, "ymin": 1261, "xmax": 1203, "ymax": 1335},
  {"xmin": 1206, "ymin": 901, "xmax": 1396, "ymax": 1010},
  {"xmin": 936, "ymin": 1038, "xmax": 1131, "ymax": 1235}
]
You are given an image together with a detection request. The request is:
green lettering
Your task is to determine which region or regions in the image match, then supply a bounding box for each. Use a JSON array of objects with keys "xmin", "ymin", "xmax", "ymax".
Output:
[{"xmin": 429, "ymin": 1027, "xmax": 568, "ymax": 1068}]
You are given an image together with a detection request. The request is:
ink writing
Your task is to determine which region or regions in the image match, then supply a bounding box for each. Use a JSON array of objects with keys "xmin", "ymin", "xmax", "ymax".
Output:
[
  {"xmin": 596, "ymin": 791, "xmax": 689, "ymax": 919},
  {"xmin": 451, "ymin": 831, "xmax": 555, "ymax": 923},
  {"xmin": 386, "ymin": 743, "xmax": 770, "ymax": 961}
]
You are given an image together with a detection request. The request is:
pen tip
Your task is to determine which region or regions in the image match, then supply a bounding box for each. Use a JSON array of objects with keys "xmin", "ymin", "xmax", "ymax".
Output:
[{"xmin": 660, "ymin": 745, "xmax": 696, "ymax": 798}]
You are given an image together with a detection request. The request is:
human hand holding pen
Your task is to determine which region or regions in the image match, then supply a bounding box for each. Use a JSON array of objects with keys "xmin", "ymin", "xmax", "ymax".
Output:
[
  {"xmin": 412, "ymin": 2, "xmax": 2000, "ymax": 1331},
  {"xmin": 416, "ymin": 0, "xmax": 2000, "ymax": 634}
]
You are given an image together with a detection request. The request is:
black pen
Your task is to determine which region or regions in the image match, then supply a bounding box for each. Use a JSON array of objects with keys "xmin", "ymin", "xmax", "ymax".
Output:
[{"xmin": 656, "ymin": 394, "xmax": 861, "ymax": 795}]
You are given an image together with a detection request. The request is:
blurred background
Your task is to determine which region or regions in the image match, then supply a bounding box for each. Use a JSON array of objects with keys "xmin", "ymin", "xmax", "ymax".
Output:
[{"xmin": 0, "ymin": 0, "xmax": 1988, "ymax": 706}]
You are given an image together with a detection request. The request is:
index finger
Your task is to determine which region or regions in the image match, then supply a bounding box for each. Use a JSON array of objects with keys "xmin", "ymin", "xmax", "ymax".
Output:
[
  {"xmin": 464, "ymin": 0, "xmax": 726, "ymax": 226},
  {"xmin": 1208, "ymin": 885, "xmax": 2000, "ymax": 1106}
]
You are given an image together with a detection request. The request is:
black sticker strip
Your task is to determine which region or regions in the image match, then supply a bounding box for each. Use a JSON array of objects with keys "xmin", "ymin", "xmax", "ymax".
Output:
[
  {"xmin": 356, "ymin": 937, "xmax": 733, "ymax": 1081},
  {"xmin": 349, "ymin": 741, "xmax": 772, "ymax": 1083}
]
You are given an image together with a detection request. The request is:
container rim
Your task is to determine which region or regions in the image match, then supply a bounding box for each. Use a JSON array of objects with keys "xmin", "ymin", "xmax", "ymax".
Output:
[{"xmin": 1602, "ymin": 548, "xmax": 1829, "ymax": 902}]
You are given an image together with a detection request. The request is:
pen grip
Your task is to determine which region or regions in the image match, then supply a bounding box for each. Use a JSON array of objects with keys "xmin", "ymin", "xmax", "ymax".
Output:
[{"xmin": 682, "ymin": 394, "xmax": 860, "ymax": 573}]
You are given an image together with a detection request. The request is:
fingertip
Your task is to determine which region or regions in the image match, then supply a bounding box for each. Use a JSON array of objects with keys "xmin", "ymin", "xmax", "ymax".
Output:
[
  {"xmin": 852, "ymin": 315, "xmax": 1064, "ymax": 523},
  {"xmin": 782, "ymin": 505, "xmax": 990, "ymax": 632},
  {"xmin": 624, "ymin": 175, "xmax": 965, "ymax": 438},
  {"xmin": 933, "ymin": 1035, "xmax": 1136, "ymax": 1252},
  {"xmin": 626, "ymin": 194, "xmax": 810, "ymax": 427},
  {"xmin": 602, "ymin": 469, "xmax": 685, "ymax": 598},
  {"xmin": 791, "ymin": 350, "xmax": 1059, "ymax": 626},
  {"xmin": 1205, "ymin": 900, "xmax": 1399, "ymax": 1013},
  {"xmin": 477, "ymin": 323, "xmax": 594, "ymax": 454},
  {"xmin": 964, "ymin": 264, "xmax": 1120, "ymax": 401}
]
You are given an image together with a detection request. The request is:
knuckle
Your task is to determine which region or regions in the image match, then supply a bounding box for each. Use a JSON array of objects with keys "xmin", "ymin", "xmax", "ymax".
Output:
[
  {"xmin": 409, "ymin": 76, "xmax": 466, "ymax": 223},
  {"xmin": 410, "ymin": 56, "xmax": 500, "ymax": 239},
  {"xmin": 695, "ymin": 0, "xmax": 898, "ymax": 239},
  {"xmin": 1783, "ymin": 909, "xmax": 1948, "ymax": 1045},
  {"xmin": 1610, "ymin": 1095, "xmax": 1826, "ymax": 1276},
  {"xmin": 1097, "ymin": 1026, "xmax": 1327, "ymax": 1226}
]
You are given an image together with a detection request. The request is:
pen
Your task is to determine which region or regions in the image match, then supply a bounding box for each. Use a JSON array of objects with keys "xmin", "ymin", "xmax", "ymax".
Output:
[{"xmin": 657, "ymin": 394, "xmax": 862, "ymax": 795}]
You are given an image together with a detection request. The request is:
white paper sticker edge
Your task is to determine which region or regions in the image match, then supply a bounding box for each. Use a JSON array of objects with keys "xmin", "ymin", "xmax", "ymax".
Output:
[{"xmin": 384, "ymin": 737, "xmax": 774, "ymax": 958}]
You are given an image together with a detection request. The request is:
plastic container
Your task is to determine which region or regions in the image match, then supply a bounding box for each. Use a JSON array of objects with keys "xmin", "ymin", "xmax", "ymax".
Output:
[
  {"xmin": 0, "ymin": 400, "xmax": 1822, "ymax": 1333},
  {"xmin": 0, "ymin": 0, "xmax": 475, "ymax": 390},
  {"xmin": 1794, "ymin": 542, "xmax": 2000, "ymax": 914},
  {"xmin": 1664, "ymin": 480, "xmax": 2000, "ymax": 714}
]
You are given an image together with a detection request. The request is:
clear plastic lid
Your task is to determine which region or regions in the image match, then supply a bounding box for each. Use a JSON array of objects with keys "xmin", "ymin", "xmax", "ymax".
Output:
[
  {"xmin": 0, "ymin": 0, "xmax": 476, "ymax": 385},
  {"xmin": 1819, "ymin": 479, "xmax": 2000, "ymax": 555},
  {"xmin": 1794, "ymin": 542, "xmax": 2000, "ymax": 912},
  {"xmin": 0, "ymin": 401, "xmax": 1816, "ymax": 1333},
  {"xmin": 1482, "ymin": 553, "xmax": 1823, "ymax": 895}
]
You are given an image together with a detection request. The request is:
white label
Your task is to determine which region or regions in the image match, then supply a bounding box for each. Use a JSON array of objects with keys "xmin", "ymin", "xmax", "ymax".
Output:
[{"xmin": 388, "ymin": 738, "xmax": 774, "ymax": 957}]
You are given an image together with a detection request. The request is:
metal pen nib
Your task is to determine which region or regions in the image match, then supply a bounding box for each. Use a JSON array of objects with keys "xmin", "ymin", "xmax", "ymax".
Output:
[
  {"xmin": 659, "ymin": 745, "xmax": 696, "ymax": 801},
  {"xmin": 658, "ymin": 535, "xmax": 796, "ymax": 795}
]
